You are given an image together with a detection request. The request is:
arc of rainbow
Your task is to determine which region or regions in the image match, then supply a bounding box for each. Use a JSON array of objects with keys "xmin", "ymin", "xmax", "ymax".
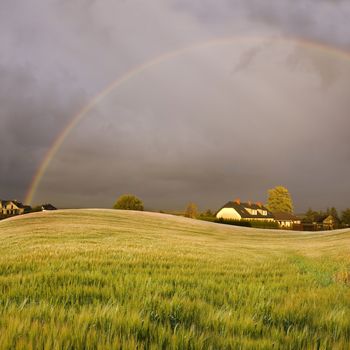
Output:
[{"xmin": 25, "ymin": 35, "xmax": 350, "ymax": 205}]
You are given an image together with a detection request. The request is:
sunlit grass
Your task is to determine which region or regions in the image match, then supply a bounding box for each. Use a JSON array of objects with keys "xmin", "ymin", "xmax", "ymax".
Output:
[{"xmin": 0, "ymin": 209, "xmax": 350, "ymax": 349}]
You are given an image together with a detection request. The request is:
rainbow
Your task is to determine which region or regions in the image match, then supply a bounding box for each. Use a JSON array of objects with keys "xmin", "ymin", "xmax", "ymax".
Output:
[{"xmin": 25, "ymin": 35, "xmax": 350, "ymax": 205}]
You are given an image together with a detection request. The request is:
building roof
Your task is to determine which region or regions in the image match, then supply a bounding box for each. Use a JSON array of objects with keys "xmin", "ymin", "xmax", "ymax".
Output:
[
  {"xmin": 218, "ymin": 201, "xmax": 274, "ymax": 219},
  {"xmin": 12, "ymin": 200, "xmax": 26, "ymax": 209},
  {"xmin": 0, "ymin": 200, "xmax": 27, "ymax": 208},
  {"xmin": 273, "ymin": 212, "xmax": 300, "ymax": 221}
]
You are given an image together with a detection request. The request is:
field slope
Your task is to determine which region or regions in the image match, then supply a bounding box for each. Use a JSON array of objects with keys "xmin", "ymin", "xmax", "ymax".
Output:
[{"xmin": 1, "ymin": 210, "xmax": 350, "ymax": 349}]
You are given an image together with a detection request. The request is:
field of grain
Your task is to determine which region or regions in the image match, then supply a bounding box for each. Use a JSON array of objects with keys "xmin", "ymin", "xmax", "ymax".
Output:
[{"xmin": 0, "ymin": 209, "xmax": 350, "ymax": 349}]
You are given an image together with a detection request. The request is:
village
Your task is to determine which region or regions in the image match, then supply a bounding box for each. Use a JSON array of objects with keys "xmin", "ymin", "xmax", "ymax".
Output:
[
  {"xmin": 214, "ymin": 199, "xmax": 340, "ymax": 231},
  {"xmin": 2, "ymin": 191, "xmax": 347, "ymax": 231}
]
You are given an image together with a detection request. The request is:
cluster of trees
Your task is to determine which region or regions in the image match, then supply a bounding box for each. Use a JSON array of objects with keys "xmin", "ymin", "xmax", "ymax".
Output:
[
  {"xmin": 112, "ymin": 190, "xmax": 350, "ymax": 227},
  {"xmin": 304, "ymin": 207, "xmax": 350, "ymax": 225},
  {"xmin": 265, "ymin": 186, "xmax": 350, "ymax": 226}
]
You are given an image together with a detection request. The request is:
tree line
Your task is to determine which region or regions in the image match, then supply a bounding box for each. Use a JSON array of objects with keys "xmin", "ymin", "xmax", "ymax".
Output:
[
  {"xmin": 304, "ymin": 207, "xmax": 350, "ymax": 225},
  {"xmin": 112, "ymin": 190, "xmax": 350, "ymax": 226}
]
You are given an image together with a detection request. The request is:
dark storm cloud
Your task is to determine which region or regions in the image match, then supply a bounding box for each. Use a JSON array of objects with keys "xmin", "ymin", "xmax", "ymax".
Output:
[
  {"xmin": 172, "ymin": 0, "xmax": 350, "ymax": 48},
  {"xmin": 1, "ymin": 0, "xmax": 350, "ymax": 211},
  {"xmin": 0, "ymin": 63, "xmax": 86, "ymax": 199}
]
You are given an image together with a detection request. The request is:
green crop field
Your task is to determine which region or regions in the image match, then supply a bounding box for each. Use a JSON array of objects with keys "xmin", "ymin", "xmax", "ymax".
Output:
[{"xmin": 0, "ymin": 210, "xmax": 350, "ymax": 349}]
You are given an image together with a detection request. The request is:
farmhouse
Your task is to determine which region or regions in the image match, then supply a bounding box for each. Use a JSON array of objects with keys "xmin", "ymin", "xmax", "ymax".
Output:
[
  {"xmin": 273, "ymin": 212, "xmax": 301, "ymax": 229},
  {"xmin": 216, "ymin": 199, "xmax": 275, "ymax": 222},
  {"xmin": 0, "ymin": 200, "xmax": 31, "ymax": 216},
  {"xmin": 322, "ymin": 215, "xmax": 337, "ymax": 230}
]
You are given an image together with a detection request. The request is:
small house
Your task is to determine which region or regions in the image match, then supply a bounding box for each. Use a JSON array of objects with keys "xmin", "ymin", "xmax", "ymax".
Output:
[
  {"xmin": 0, "ymin": 200, "xmax": 31, "ymax": 216},
  {"xmin": 323, "ymin": 215, "xmax": 337, "ymax": 230}
]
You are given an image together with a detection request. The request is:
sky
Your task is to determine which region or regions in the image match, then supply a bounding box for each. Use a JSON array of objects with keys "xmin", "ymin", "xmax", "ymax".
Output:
[{"xmin": 1, "ymin": 0, "xmax": 350, "ymax": 212}]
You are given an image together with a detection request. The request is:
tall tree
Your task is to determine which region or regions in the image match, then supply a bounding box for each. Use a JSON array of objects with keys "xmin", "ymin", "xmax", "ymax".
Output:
[
  {"xmin": 185, "ymin": 202, "xmax": 198, "ymax": 219},
  {"xmin": 304, "ymin": 208, "xmax": 317, "ymax": 223},
  {"xmin": 266, "ymin": 186, "xmax": 294, "ymax": 213},
  {"xmin": 326, "ymin": 207, "xmax": 340, "ymax": 221},
  {"xmin": 341, "ymin": 209, "xmax": 350, "ymax": 225}
]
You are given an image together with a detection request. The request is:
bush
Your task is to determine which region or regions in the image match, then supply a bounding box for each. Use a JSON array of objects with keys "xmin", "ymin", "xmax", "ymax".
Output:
[
  {"xmin": 113, "ymin": 194, "xmax": 144, "ymax": 211},
  {"xmin": 215, "ymin": 218, "xmax": 252, "ymax": 227},
  {"xmin": 250, "ymin": 220, "xmax": 279, "ymax": 229},
  {"xmin": 198, "ymin": 216, "xmax": 217, "ymax": 223},
  {"xmin": 214, "ymin": 218, "xmax": 279, "ymax": 229}
]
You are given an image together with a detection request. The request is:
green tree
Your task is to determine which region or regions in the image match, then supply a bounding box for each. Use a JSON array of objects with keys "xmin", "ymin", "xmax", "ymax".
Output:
[
  {"xmin": 201, "ymin": 209, "xmax": 214, "ymax": 217},
  {"xmin": 267, "ymin": 186, "xmax": 294, "ymax": 213},
  {"xmin": 341, "ymin": 209, "xmax": 350, "ymax": 225},
  {"xmin": 185, "ymin": 202, "xmax": 198, "ymax": 219},
  {"xmin": 113, "ymin": 194, "xmax": 144, "ymax": 211},
  {"xmin": 304, "ymin": 208, "xmax": 317, "ymax": 223},
  {"xmin": 326, "ymin": 207, "xmax": 340, "ymax": 222}
]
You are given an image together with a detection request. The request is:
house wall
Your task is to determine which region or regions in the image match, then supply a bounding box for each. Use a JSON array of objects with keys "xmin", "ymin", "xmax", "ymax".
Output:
[
  {"xmin": 278, "ymin": 220, "xmax": 292, "ymax": 228},
  {"xmin": 278, "ymin": 220, "xmax": 301, "ymax": 228},
  {"xmin": 216, "ymin": 208, "xmax": 241, "ymax": 220},
  {"xmin": 246, "ymin": 217, "xmax": 275, "ymax": 222}
]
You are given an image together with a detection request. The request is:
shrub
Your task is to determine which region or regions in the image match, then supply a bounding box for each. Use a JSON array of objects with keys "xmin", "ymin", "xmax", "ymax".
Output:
[
  {"xmin": 215, "ymin": 218, "xmax": 252, "ymax": 227},
  {"xmin": 198, "ymin": 216, "xmax": 217, "ymax": 223},
  {"xmin": 250, "ymin": 220, "xmax": 279, "ymax": 229},
  {"xmin": 113, "ymin": 194, "xmax": 144, "ymax": 211}
]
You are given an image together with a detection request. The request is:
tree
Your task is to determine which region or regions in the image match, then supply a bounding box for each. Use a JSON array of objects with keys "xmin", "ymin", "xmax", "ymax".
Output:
[
  {"xmin": 266, "ymin": 186, "xmax": 294, "ymax": 213},
  {"xmin": 113, "ymin": 194, "xmax": 144, "ymax": 211},
  {"xmin": 326, "ymin": 207, "xmax": 340, "ymax": 222},
  {"xmin": 304, "ymin": 208, "xmax": 317, "ymax": 223},
  {"xmin": 185, "ymin": 202, "xmax": 198, "ymax": 219},
  {"xmin": 341, "ymin": 209, "xmax": 350, "ymax": 226},
  {"xmin": 204, "ymin": 209, "xmax": 214, "ymax": 217}
]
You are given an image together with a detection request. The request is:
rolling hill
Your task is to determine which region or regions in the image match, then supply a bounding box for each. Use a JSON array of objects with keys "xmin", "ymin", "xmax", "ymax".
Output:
[{"xmin": 1, "ymin": 209, "xmax": 350, "ymax": 349}]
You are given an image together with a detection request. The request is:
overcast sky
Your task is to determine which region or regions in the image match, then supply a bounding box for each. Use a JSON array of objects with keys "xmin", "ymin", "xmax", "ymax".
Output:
[{"xmin": 1, "ymin": 0, "xmax": 350, "ymax": 212}]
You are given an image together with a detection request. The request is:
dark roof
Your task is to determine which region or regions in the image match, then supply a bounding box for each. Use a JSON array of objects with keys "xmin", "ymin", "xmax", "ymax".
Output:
[
  {"xmin": 0, "ymin": 200, "xmax": 27, "ymax": 208},
  {"xmin": 273, "ymin": 212, "xmax": 300, "ymax": 221},
  {"xmin": 219, "ymin": 201, "xmax": 274, "ymax": 219},
  {"xmin": 41, "ymin": 204, "xmax": 57, "ymax": 210},
  {"xmin": 12, "ymin": 200, "xmax": 26, "ymax": 209}
]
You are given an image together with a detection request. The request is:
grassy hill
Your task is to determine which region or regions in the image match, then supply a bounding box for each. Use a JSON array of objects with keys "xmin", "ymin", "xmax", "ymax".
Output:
[{"xmin": 1, "ymin": 210, "xmax": 350, "ymax": 349}]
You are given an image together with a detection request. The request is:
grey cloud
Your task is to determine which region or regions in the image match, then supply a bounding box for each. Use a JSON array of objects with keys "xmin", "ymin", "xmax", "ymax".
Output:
[
  {"xmin": 172, "ymin": 0, "xmax": 350, "ymax": 48},
  {"xmin": 1, "ymin": 0, "xmax": 349, "ymax": 212}
]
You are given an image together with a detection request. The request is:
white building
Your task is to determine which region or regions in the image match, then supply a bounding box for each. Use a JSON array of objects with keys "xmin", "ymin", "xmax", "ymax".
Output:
[
  {"xmin": 272, "ymin": 212, "xmax": 301, "ymax": 229},
  {"xmin": 216, "ymin": 199, "xmax": 275, "ymax": 222}
]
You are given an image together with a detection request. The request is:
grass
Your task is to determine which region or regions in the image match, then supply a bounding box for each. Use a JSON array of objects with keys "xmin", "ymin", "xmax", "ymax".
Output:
[{"xmin": 0, "ymin": 209, "xmax": 350, "ymax": 349}]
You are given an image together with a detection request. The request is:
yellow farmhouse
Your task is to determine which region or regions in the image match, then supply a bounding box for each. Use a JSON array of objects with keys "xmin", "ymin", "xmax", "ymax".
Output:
[
  {"xmin": 0, "ymin": 200, "xmax": 30, "ymax": 216},
  {"xmin": 272, "ymin": 212, "xmax": 301, "ymax": 229},
  {"xmin": 216, "ymin": 199, "xmax": 275, "ymax": 222}
]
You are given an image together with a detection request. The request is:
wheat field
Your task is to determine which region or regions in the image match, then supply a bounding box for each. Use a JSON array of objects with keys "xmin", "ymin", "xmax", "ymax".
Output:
[{"xmin": 0, "ymin": 209, "xmax": 350, "ymax": 349}]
